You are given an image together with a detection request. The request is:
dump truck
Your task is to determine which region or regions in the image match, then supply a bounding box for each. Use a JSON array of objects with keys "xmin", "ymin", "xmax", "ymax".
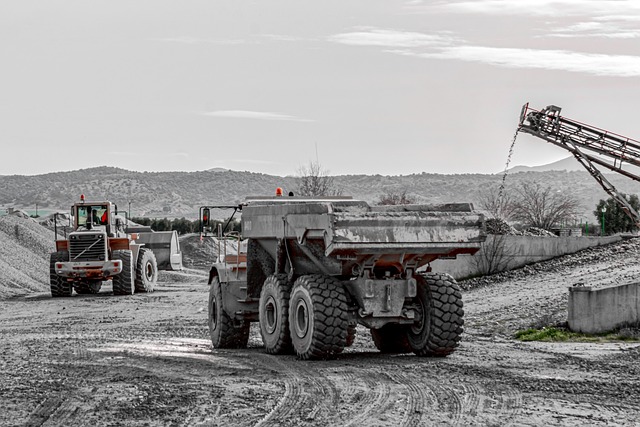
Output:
[
  {"xmin": 49, "ymin": 195, "xmax": 183, "ymax": 297},
  {"xmin": 201, "ymin": 195, "xmax": 485, "ymax": 359}
]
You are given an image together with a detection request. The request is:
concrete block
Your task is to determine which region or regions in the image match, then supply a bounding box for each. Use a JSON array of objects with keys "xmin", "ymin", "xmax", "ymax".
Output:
[{"xmin": 568, "ymin": 283, "xmax": 640, "ymax": 334}]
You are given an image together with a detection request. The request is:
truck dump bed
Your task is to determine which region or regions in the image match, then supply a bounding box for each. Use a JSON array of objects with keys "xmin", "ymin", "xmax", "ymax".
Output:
[{"xmin": 241, "ymin": 199, "xmax": 484, "ymax": 269}]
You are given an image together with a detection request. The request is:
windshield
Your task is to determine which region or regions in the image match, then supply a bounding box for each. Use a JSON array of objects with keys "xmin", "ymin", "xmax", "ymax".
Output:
[{"xmin": 77, "ymin": 205, "xmax": 109, "ymax": 227}]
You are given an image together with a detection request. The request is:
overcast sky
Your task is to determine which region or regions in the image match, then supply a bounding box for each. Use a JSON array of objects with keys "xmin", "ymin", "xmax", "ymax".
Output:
[{"xmin": 2, "ymin": 0, "xmax": 639, "ymax": 176}]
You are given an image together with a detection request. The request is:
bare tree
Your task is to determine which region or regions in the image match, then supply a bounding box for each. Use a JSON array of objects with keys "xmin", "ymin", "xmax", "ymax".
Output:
[
  {"xmin": 510, "ymin": 181, "xmax": 580, "ymax": 230},
  {"xmin": 377, "ymin": 189, "xmax": 416, "ymax": 206},
  {"xmin": 470, "ymin": 234, "xmax": 514, "ymax": 276},
  {"xmin": 477, "ymin": 185, "xmax": 514, "ymax": 220},
  {"xmin": 295, "ymin": 161, "xmax": 341, "ymax": 197}
]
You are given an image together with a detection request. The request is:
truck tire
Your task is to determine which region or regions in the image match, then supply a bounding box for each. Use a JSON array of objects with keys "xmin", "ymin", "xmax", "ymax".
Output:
[
  {"xmin": 209, "ymin": 276, "xmax": 249, "ymax": 349},
  {"xmin": 50, "ymin": 251, "xmax": 72, "ymax": 297},
  {"xmin": 135, "ymin": 248, "xmax": 158, "ymax": 293},
  {"xmin": 371, "ymin": 324, "xmax": 412, "ymax": 353},
  {"xmin": 288, "ymin": 275, "xmax": 349, "ymax": 360},
  {"xmin": 75, "ymin": 281, "xmax": 102, "ymax": 295},
  {"xmin": 259, "ymin": 274, "xmax": 293, "ymax": 354},
  {"xmin": 112, "ymin": 250, "xmax": 134, "ymax": 296},
  {"xmin": 407, "ymin": 272, "xmax": 464, "ymax": 357}
]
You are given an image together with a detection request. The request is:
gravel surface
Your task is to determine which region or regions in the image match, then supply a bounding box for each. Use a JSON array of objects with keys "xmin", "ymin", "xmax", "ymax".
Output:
[{"xmin": 1, "ymin": 233, "xmax": 639, "ymax": 426}]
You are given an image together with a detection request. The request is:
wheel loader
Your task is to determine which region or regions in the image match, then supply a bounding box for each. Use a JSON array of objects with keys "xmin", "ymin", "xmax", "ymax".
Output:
[
  {"xmin": 201, "ymin": 194, "xmax": 485, "ymax": 359},
  {"xmin": 49, "ymin": 195, "xmax": 182, "ymax": 297}
]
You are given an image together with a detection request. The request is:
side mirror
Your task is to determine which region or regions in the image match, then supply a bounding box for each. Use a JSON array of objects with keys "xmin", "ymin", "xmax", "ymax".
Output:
[{"xmin": 203, "ymin": 208, "xmax": 211, "ymax": 226}]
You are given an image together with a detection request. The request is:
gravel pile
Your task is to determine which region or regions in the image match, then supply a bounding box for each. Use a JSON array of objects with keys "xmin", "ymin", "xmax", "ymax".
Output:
[
  {"xmin": 179, "ymin": 234, "xmax": 240, "ymax": 269},
  {"xmin": 0, "ymin": 214, "xmax": 56, "ymax": 298},
  {"xmin": 485, "ymin": 218, "xmax": 518, "ymax": 235},
  {"xmin": 485, "ymin": 218, "xmax": 558, "ymax": 237},
  {"xmin": 460, "ymin": 237, "xmax": 640, "ymax": 291}
]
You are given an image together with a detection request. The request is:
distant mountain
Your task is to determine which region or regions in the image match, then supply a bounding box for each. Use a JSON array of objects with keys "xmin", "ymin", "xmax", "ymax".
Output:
[
  {"xmin": 507, "ymin": 157, "xmax": 583, "ymax": 173},
  {"xmin": 1, "ymin": 165, "xmax": 639, "ymax": 222},
  {"xmin": 508, "ymin": 156, "xmax": 640, "ymax": 177}
]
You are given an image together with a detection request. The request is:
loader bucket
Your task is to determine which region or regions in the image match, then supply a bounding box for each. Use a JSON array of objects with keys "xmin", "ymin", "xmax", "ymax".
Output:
[{"xmin": 135, "ymin": 230, "xmax": 183, "ymax": 271}]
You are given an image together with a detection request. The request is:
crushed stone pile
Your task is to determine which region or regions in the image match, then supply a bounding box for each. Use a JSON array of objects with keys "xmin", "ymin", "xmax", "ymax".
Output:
[
  {"xmin": 485, "ymin": 218, "xmax": 519, "ymax": 235},
  {"xmin": 485, "ymin": 218, "xmax": 558, "ymax": 237},
  {"xmin": 179, "ymin": 234, "xmax": 240, "ymax": 269},
  {"xmin": 460, "ymin": 237, "xmax": 640, "ymax": 291},
  {"xmin": 0, "ymin": 214, "xmax": 56, "ymax": 298},
  {"xmin": 525, "ymin": 227, "xmax": 557, "ymax": 237}
]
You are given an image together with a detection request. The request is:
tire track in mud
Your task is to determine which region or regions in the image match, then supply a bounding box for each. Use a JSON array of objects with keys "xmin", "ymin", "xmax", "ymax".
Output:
[
  {"xmin": 23, "ymin": 394, "xmax": 83, "ymax": 427},
  {"xmin": 252, "ymin": 354, "xmax": 334, "ymax": 426},
  {"xmin": 386, "ymin": 371, "xmax": 440, "ymax": 426},
  {"xmin": 340, "ymin": 371, "xmax": 392, "ymax": 427}
]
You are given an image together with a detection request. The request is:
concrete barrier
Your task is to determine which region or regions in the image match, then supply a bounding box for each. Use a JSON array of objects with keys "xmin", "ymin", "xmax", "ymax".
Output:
[
  {"xmin": 568, "ymin": 283, "xmax": 640, "ymax": 334},
  {"xmin": 431, "ymin": 235, "xmax": 621, "ymax": 280}
]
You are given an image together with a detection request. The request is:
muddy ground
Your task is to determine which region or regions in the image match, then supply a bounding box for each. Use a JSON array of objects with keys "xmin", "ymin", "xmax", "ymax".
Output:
[{"xmin": 2, "ymin": 243, "xmax": 640, "ymax": 427}]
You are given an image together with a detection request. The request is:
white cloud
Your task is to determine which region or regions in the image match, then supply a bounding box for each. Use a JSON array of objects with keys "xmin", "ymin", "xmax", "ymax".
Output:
[
  {"xmin": 202, "ymin": 110, "xmax": 314, "ymax": 122},
  {"xmin": 328, "ymin": 28, "xmax": 454, "ymax": 48},
  {"xmin": 428, "ymin": 0, "xmax": 640, "ymax": 16},
  {"xmin": 408, "ymin": 46, "xmax": 640, "ymax": 77},
  {"xmin": 331, "ymin": 27, "xmax": 640, "ymax": 77},
  {"xmin": 548, "ymin": 20, "xmax": 640, "ymax": 39}
]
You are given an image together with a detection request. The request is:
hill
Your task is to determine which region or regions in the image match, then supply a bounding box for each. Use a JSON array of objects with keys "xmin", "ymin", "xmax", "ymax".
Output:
[
  {"xmin": 1, "ymin": 166, "xmax": 639, "ymax": 222},
  {"xmin": 507, "ymin": 156, "xmax": 583, "ymax": 173}
]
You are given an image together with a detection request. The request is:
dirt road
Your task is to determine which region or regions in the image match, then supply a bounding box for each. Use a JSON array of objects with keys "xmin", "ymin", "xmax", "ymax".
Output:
[{"xmin": 2, "ymin": 248, "xmax": 640, "ymax": 426}]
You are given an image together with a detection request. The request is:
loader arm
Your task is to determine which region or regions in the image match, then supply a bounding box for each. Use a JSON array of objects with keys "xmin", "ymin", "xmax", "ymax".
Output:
[{"xmin": 518, "ymin": 103, "xmax": 640, "ymax": 227}]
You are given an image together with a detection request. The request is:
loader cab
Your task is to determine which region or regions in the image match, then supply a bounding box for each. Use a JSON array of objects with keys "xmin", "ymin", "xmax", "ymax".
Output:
[
  {"xmin": 76, "ymin": 204, "xmax": 110, "ymax": 228},
  {"xmin": 72, "ymin": 200, "xmax": 123, "ymax": 237}
]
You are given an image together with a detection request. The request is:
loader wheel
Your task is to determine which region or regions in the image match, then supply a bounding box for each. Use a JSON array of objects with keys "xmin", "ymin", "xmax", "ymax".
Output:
[
  {"xmin": 407, "ymin": 273, "xmax": 464, "ymax": 357},
  {"xmin": 288, "ymin": 275, "xmax": 349, "ymax": 360},
  {"xmin": 209, "ymin": 277, "xmax": 249, "ymax": 349},
  {"xmin": 50, "ymin": 251, "xmax": 72, "ymax": 298},
  {"xmin": 112, "ymin": 250, "xmax": 134, "ymax": 296},
  {"xmin": 75, "ymin": 280, "xmax": 102, "ymax": 295},
  {"xmin": 371, "ymin": 324, "xmax": 412, "ymax": 354},
  {"xmin": 259, "ymin": 274, "xmax": 293, "ymax": 354},
  {"xmin": 135, "ymin": 248, "xmax": 158, "ymax": 293}
]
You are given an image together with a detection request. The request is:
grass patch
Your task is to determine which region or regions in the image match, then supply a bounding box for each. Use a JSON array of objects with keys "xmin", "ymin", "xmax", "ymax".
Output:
[{"xmin": 514, "ymin": 326, "xmax": 640, "ymax": 342}]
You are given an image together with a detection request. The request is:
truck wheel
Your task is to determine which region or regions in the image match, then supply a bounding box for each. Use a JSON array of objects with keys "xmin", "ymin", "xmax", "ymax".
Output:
[
  {"xmin": 209, "ymin": 277, "xmax": 249, "ymax": 348},
  {"xmin": 371, "ymin": 324, "xmax": 412, "ymax": 353},
  {"xmin": 259, "ymin": 274, "xmax": 293, "ymax": 354},
  {"xmin": 407, "ymin": 273, "xmax": 464, "ymax": 357},
  {"xmin": 112, "ymin": 250, "xmax": 134, "ymax": 295},
  {"xmin": 288, "ymin": 275, "xmax": 349, "ymax": 360},
  {"xmin": 50, "ymin": 251, "xmax": 72, "ymax": 297},
  {"xmin": 75, "ymin": 281, "xmax": 102, "ymax": 295},
  {"xmin": 135, "ymin": 248, "xmax": 158, "ymax": 293}
]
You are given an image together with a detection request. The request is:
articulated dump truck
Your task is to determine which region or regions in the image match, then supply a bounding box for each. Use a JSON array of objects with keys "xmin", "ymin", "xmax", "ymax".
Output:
[{"xmin": 201, "ymin": 196, "xmax": 485, "ymax": 360}]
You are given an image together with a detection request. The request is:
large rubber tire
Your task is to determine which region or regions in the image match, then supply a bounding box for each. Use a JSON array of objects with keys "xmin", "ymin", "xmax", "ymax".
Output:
[
  {"xmin": 135, "ymin": 248, "xmax": 158, "ymax": 293},
  {"xmin": 50, "ymin": 251, "xmax": 72, "ymax": 298},
  {"xmin": 288, "ymin": 275, "xmax": 349, "ymax": 360},
  {"xmin": 75, "ymin": 281, "xmax": 102, "ymax": 295},
  {"xmin": 112, "ymin": 250, "xmax": 134, "ymax": 296},
  {"xmin": 407, "ymin": 272, "xmax": 464, "ymax": 357},
  {"xmin": 259, "ymin": 274, "xmax": 293, "ymax": 354},
  {"xmin": 209, "ymin": 277, "xmax": 250, "ymax": 349},
  {"xmin": 371, "ymin": 324, "xmax": 412, "ymax": 354}
]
